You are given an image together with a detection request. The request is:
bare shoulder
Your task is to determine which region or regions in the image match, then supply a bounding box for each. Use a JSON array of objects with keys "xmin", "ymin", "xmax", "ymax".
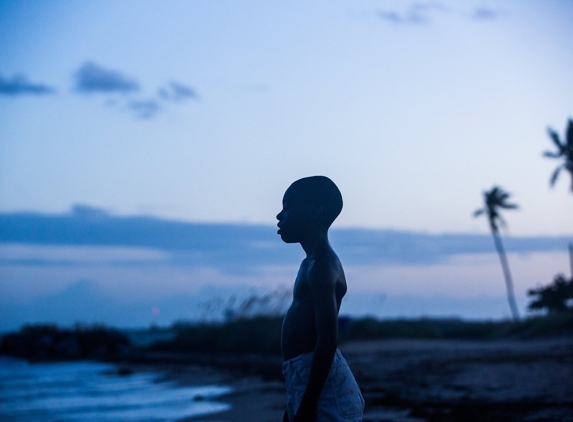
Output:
[{"xmin": 307, "ymin": 249, "xmax": 344, "ymax": 289}]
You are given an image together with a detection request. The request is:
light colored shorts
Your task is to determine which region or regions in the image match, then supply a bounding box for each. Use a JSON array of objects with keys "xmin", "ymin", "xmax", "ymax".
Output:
[{"xmin": 282, "ymin": 349, "xmax": 365, "ymax": 421}]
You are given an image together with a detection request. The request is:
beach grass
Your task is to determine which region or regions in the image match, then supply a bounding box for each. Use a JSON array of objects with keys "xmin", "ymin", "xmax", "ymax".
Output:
[{"xmin": 148, "ymin": 313, "xmax": 573, "ymax": 355}]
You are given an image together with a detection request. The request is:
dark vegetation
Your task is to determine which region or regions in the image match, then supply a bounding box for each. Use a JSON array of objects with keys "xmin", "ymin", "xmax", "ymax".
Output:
[
  {"xmin": 544, "ymin": 118, "xmax": 573, "ymax": 192},
  {"xmin": 144, "ymin": 272, "xmax": 573, "ymax": 357},
  {"xmin": 340, "ymin": 313, "xmax": 573, "ymax": 342},
  {"xmin": 0, "ymin": 324, "xmax": 132, "ymax": 361},
  {"xmin": 528, "ymin": 274, "xmax": 573, "ymax": 314},
  {"xmin": 150, "ymin": 316, "xmax": 284, "ymax": 355},
  {"xmin": 3, "ymin": 278, "xmax": 572, "ymax": 362},
  {"xmin": 7, "ymin": 316, "xmax": 569, "ymax": 363},
  {"xmin": 145, "ymin": 313, "xmax": 573, "ymax": 357}
]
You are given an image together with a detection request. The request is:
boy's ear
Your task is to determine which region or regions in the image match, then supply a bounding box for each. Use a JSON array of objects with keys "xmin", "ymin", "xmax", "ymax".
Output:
[{"xmin": 310, "ymin": 205, "xmax": 323, "ymax": 221}]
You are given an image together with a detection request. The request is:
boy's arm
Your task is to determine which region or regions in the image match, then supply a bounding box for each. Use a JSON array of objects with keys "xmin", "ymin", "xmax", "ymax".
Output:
[{"xmin": 294, "ymin": 261, "xmax": 338, "ymax": 422}]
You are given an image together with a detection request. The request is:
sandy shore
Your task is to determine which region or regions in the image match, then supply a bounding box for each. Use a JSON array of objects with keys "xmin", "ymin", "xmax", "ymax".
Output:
[
  {"xmin": 121, "ymin": 335, "xmax": 573, "ymax": 422},
  {"xmin": 120, "ymin": 355, "xmax": 286, "ymax": 422},
  {"xmin": 344, "ymin": 336, "xmax": 573, "ymax": 421}
]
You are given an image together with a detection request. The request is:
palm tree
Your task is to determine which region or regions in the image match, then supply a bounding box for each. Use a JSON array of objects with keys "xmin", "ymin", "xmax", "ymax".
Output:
[
  {"xmin": 544, "ymin": 119, "xmax": 573, "ymax": 193},
  {"xmin": 474, "ymin": 186, "xmax": 520, "ymax": 321}
]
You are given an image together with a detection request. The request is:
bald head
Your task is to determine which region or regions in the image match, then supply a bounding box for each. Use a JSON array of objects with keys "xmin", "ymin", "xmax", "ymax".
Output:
[{"xmin": 288, "ymin": 176, "xmax": 343, "ymax": 228}]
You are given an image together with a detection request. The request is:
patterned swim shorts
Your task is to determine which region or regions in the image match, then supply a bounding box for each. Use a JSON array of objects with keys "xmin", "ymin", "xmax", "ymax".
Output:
[{"xmin": 282, "ymin": 349, "xmax": 364, "ymax": 421}]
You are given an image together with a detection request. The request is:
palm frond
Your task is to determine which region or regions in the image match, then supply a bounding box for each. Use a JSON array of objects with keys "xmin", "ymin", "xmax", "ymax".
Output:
[
  {"xmin": 550, "ymin": 165, "xmax": 562, "ymax": 187},
  {"xmin": 547, "ymin": 127, "xmax": 564, "ymax": 151},
  {"xmin": 543, "ymin": 151, "xmax": 561, "ymax": 158},
  {"xmin": 498, "ymin": 192, "xmax": 510, "ymax": 202},
  {"xmin": 566, "ymin": 119, "xmax": 573, "ymax": 148},
  {"xmin": 499, "ymin": 202, "xmax": 518, "ymax": 210},
  {"xmin": 478, "ymin": 186, "xmax": 517, "ymax": 233}
]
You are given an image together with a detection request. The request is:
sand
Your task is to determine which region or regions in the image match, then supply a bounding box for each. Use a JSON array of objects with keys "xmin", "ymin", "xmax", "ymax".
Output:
[
  {"xmin": 342, "ymin": 336, "xmax": 573, "ymax": 421},
  {"xmin": 122, "ymin": 335, "xmax": 573, "ymax": 422},
  {"xmin": 122, "ymin": 357, "xmax": 286, "ymax": 422}
]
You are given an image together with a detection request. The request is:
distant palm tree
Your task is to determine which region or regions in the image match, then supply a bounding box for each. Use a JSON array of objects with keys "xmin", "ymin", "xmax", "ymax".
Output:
[
  {"xmin": 544, "ymin": 119, "xmax": 573, "ymax": 193},
  {"xmin": 474, "ymin": 186, "xmax": 520, "ymax": 321}
]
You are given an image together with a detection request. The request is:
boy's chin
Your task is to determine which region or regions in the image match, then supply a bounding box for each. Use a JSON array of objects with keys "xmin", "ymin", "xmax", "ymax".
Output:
[{"xmin": 279, "ymin": 233, "xmax": 299, "ymax": 244}]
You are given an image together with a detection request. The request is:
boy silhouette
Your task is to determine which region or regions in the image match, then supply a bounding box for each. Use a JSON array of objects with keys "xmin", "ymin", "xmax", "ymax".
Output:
[{"xmin": 277, "ymin": 176, "xmax": 364, "ymax": 422}]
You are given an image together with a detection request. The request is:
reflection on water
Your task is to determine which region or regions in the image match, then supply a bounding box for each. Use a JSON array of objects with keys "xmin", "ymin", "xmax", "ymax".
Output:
[{"xmin": 0, "ymin": 357, "xmax": 231, "ymax": 421}]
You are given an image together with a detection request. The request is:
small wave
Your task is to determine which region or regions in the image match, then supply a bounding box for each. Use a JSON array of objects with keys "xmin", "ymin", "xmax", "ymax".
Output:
[{"xmin": 0, "ymin": 357, "xmax": 232, "ymax": 421}]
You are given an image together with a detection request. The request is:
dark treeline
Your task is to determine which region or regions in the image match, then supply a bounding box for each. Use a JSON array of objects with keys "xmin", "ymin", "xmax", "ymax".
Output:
[
  {"xmin": 2, "ymin": 313, "xmax": 572, "ymax": 362},
  {"xmin": 149, "ymin": 314, "xmax": 573, "ymax": 357},
  {"xmin": 0, "ymin": 324, "xmax": 132, "ymax": 361}
]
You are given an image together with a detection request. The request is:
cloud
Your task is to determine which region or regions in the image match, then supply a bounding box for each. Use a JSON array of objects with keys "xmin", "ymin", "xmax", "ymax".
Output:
[
  {"xmin": 71, "ymin": 204, "xmax": 110, "ymax": 219},
  {"xmin": 0, "ymin": 206, "xmax": 570, "ymax": 272},
  {"xmin": 471, "ymin": 7, "xmax": 500, "ymax": 20},
  {"xmin": 128, "ymin": 99, "xmax": 161, "ymax": 119},
  {"xmin": 376, "ymin": 2, "xmax": 448, "ymax": 25},
  {"xmin": 74, "ymin": 62, "xmax": 139, "ymax": 94},
  {"xmin": 158, "ymin": 81, "xmax": 198, "ymax": 102},
  {"xmin": 377, "ymin": 11, "xmax": 405, "ymax": 23},
  {"xmin": 72, "ymin": 62, "xmax": 200, "ymax": 119},
  {"xmin": 0, "ymin": 74, "xmax": 55, "ymax": 96}
]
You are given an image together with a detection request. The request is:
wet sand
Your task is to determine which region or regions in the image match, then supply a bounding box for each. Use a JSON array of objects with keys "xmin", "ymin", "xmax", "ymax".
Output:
[
  {"xmin": 342, "ymin": 336, "xmax": 573, "ymax": 421},
  {"xmin": 125, "ymin": 336, "xmax": 573, "ymax": 422},
  {"xmin": 122, "ymin": 356, "xmax": 286, "ymax": 422}
]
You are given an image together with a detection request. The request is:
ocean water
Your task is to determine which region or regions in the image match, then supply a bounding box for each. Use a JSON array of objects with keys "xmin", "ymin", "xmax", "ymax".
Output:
[{"xmin": 0, "ymin": 357, "xmax": 232, "ymax": 421}]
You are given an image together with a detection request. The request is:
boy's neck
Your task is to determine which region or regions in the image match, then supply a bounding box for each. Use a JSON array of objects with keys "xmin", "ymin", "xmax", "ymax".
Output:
[{"xmin": 300, "ymin": 229, "xmax": 330, "ymax": 259}]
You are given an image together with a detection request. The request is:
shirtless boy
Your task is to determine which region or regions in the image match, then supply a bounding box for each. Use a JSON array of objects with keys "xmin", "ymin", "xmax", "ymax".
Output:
[{"xmin": 277, "ymin": 176, "xmax": 364, "ymax": 422}]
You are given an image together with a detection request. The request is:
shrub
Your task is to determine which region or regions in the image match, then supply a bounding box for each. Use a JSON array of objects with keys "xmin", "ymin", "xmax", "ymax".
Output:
[
  {"xmin": 0, "ymin": 324, "xmax": 131, "ymax": 361},
  {"xmin": 527, "ymin": 274, "xmax": 573, "ymax": 314},
  {"xmin": 152, "ymin": 316, "xmax": 283, "ymax": 354}
]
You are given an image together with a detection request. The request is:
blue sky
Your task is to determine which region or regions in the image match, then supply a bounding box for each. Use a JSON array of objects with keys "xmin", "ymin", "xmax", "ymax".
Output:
[
  {"xmin": 1, "ymin": 1, "xmax": 572, "ymax": 328},
  {"xmin": 1, "ymin": 0, "xmax": 571, "ymax": 233}
]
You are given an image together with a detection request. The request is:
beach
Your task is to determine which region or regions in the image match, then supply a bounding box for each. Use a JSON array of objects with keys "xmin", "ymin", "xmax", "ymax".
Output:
[
  {"xmin": 131, "ymin": 335, "xmax": 573, "ymax": 422},
  {"xmin": 0, "ymin": 357, "xmax": 232, "ymax": 421},
  {"xmin": 119, "ymin": 354, "xmax": 286, "ymax": 422},
  {"xmin": 1, "ymin": 334, "xmax": 572, "ymax": 421}
]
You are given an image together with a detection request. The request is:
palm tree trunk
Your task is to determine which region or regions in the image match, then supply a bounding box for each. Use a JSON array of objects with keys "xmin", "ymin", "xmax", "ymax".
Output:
[
  {"xmin": 492, "ymin": 231, "xmax": 520, "ymax": 321},
  {"xmin": 569, "ymin": 242, "xmax": 573, "ymax": 279}
]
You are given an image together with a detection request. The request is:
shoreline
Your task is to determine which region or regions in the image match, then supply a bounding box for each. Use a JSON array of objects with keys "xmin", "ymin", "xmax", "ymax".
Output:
[
  {"xmin": 116, "ymin": 335, "xmax": 573, "ymax": 422},
  {"xmin": 4, "ymin": 334, "xmax": 571, "ymax": 421},
  {"xmin": 116, "ymin": 356, "xmax": 286, "ymax": 422}
]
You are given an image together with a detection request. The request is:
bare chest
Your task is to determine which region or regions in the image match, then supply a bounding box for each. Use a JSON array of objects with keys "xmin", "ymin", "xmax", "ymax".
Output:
[{"xmin": 292, "ymin": 262, "xmax": 312, "ymax": 301}]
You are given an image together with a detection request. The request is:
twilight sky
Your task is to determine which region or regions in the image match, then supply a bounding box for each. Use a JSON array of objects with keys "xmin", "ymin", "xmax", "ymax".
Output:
[
  {"xmin": 1, "ymin": 0, "xmax": 571, "ymax": 235},
  {"xmin": 1, "ymin": 1, "xmax": 572, "ymax": 329}
]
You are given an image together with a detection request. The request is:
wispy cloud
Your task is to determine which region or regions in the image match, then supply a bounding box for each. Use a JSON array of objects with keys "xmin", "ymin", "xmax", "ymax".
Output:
[
  {"xmin": 471, "ymin": 7, "xmax": 500, "ymax": 21},
  {"xmin": 1, "ymin": 206, "xmax": 570, "ymax": 272},
  {"xmin": 375, "ymin": 3, "xmax": 503, "ymax": 25},
  {"xmin": 72, "ymin": 62, "xmax": 198, "ymax": 119},
  {"xmin": 128, "ymin": 99, "xmax": 162, "ymax": 119},
  {"xmin": 158, "ymin": 81, "xmax": 198, "ymax": 103},
  {"xmin": 376, "ymin": 2, "xmax": 448, "ymax": 25},
  {"xmin": 0, "ymin": 74, "xmax": 55, "ymax": 96},
  {"xmin": 74, "ymin": 62, "xmax": 139, "ymax": 94}
]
